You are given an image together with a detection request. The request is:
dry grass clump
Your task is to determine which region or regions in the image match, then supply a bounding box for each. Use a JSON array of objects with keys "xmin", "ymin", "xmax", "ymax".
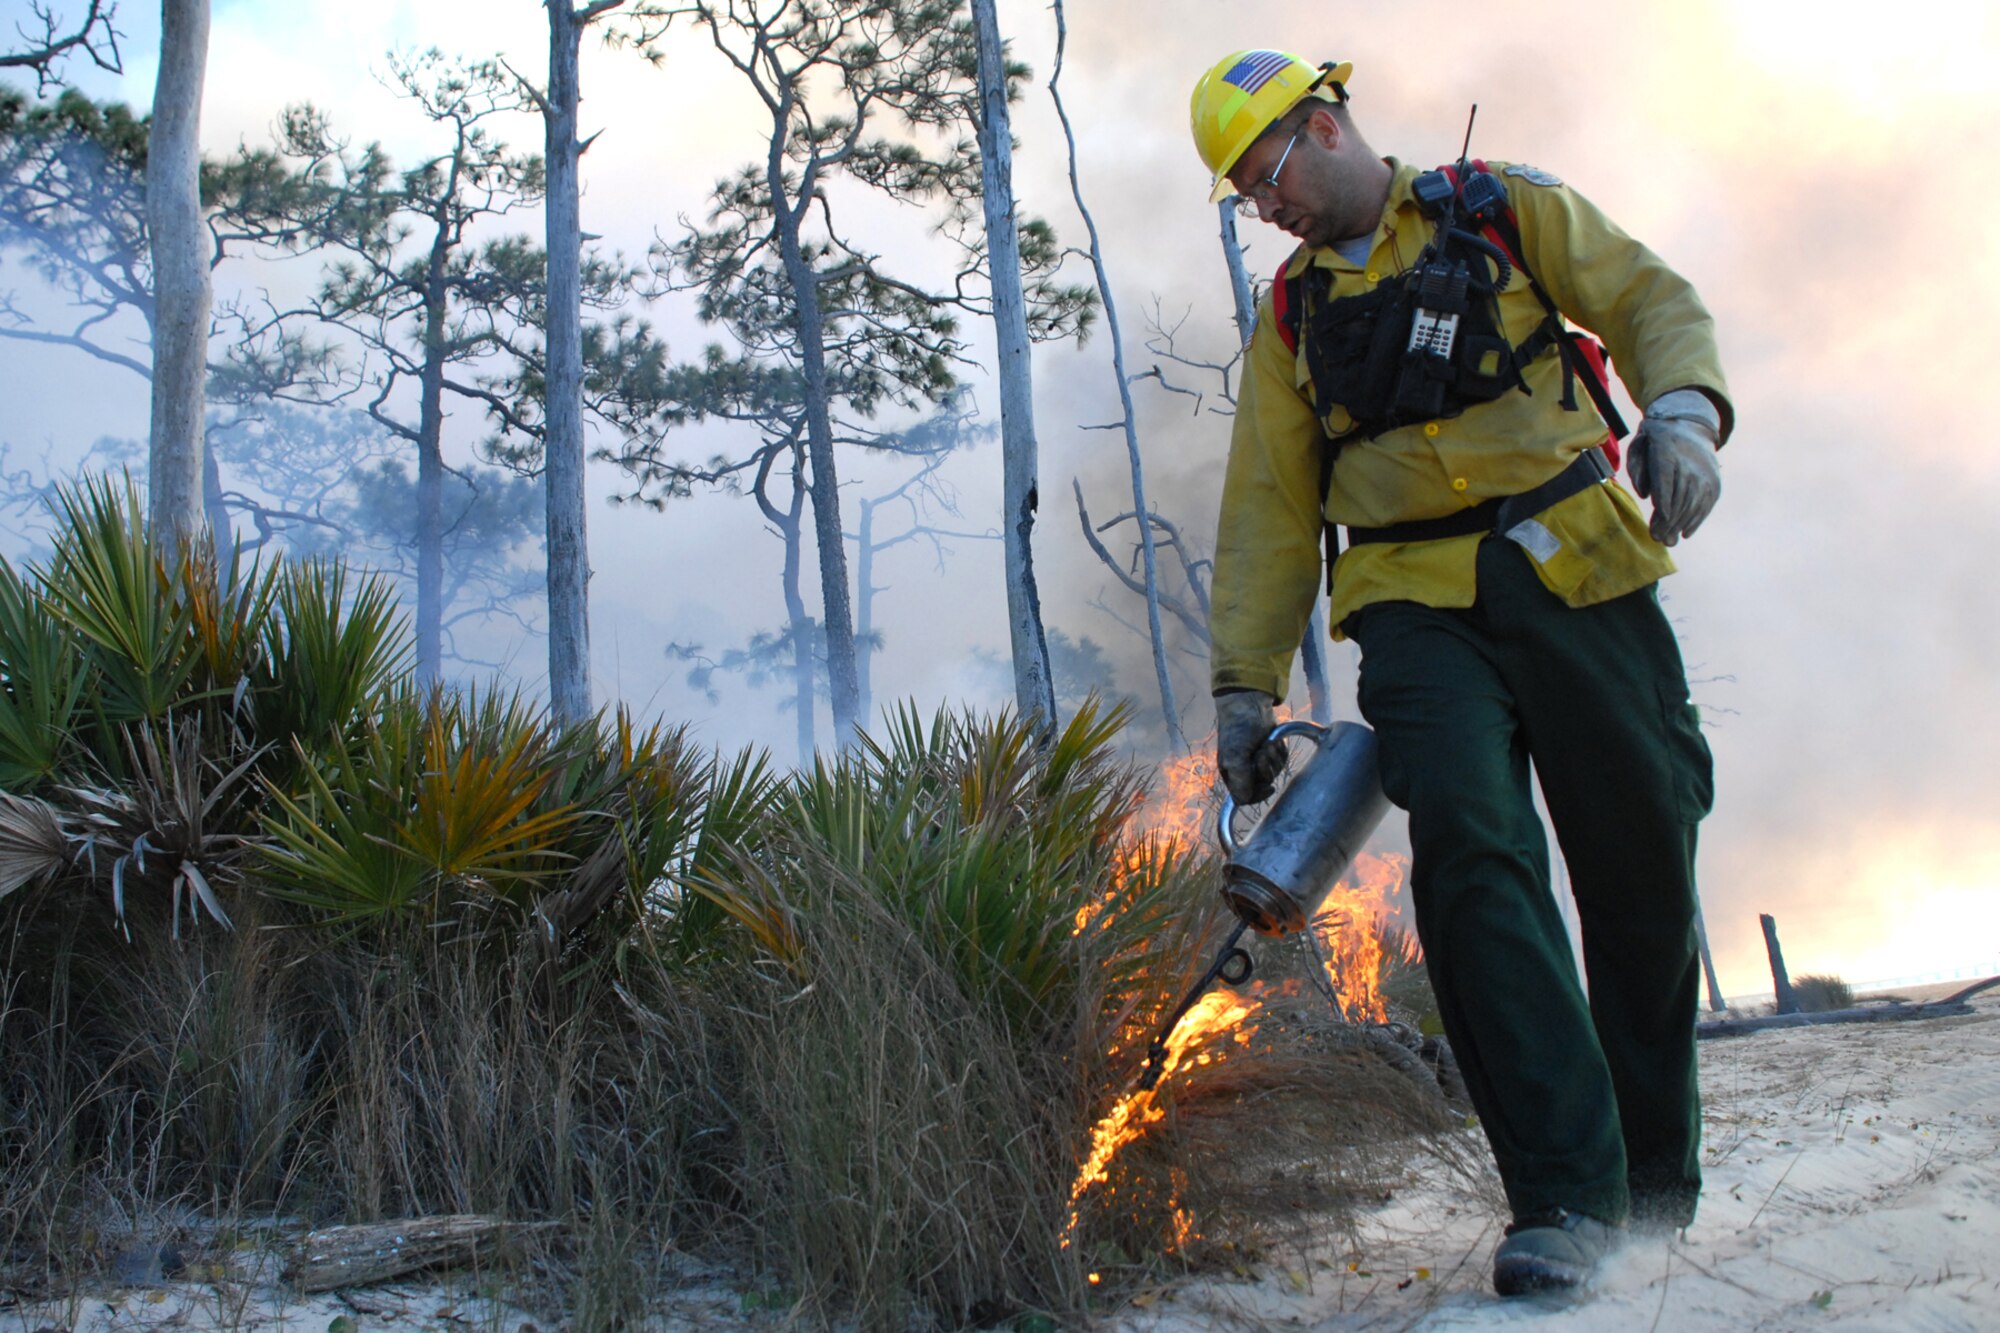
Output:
[
  {"xmin": 1793, "ymin": 973, "xmax": 1856, "ymax": 1013},
  {"xmin": 1082, "ymin": 913, "xmax": 1483, "ymax": 1277},
  {"xmin": 0, "ymin": 890, "xmax": 712, "ymax": 1324},
  {"xmin": 686, "ymin": 871, "xmax": 1080, "ymax": 1325}
]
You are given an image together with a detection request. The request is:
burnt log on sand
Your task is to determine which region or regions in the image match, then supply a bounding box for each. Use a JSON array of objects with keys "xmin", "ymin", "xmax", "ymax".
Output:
[
  {"xmin": 285, "ymin": 1214, "xmax": 539, "ymax": 1293},
  {"xmin": 1697, "ymin": 976, "xmax": 1999, "ymax": 1040}
]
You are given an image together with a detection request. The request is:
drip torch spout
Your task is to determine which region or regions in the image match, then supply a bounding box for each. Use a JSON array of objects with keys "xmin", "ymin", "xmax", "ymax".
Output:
[
  {"xmin": 1131, "ymin": 721, "xmax": 1388, "ymax": 1092},
  {"xmin": 1135, "ymin": 919, "xmax": 1254, "ymax": 1092}
]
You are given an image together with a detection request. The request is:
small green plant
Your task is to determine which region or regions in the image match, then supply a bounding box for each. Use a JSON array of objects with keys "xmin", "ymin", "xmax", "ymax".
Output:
[{"xmin": 0, "ymin": 556, "xmax": 89, "ymax": 789}]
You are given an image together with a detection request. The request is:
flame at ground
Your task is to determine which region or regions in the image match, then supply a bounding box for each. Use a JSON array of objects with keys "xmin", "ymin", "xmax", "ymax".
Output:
[
  {"xmin": 1308, "ymin": 851, "xmax": 1410, "ymax": 1024},
  {"xmin": 1060, "ymin": 988, "xmax": 1258, "ymax": 1248},
  {"xmin": 1063, "ymin": 734, "xmax": 1413, "ymax": 1251}
]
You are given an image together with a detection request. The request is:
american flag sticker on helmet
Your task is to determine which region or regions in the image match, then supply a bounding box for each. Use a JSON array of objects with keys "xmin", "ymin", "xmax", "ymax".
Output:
[{"xmin": 1223, "ymin": 51, "xmax": 1291, "ymax": 93}]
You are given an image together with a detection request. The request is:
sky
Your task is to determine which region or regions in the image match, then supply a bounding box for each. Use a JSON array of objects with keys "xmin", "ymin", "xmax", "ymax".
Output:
[{"xmin": 3, "ymin": 0, "xmax": 1998, "ymax": 995}]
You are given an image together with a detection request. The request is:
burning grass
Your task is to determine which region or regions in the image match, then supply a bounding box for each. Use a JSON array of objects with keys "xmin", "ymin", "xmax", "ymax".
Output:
[{"xmin": 1051, "ymin": 745, "xmax": 1475, "ymax": 1299}]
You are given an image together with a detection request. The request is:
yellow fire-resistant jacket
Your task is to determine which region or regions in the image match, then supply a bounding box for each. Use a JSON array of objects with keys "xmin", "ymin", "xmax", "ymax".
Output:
[{"xmin": 1209, "ymin": 158, "xmax": 1733, "ymax": 702}]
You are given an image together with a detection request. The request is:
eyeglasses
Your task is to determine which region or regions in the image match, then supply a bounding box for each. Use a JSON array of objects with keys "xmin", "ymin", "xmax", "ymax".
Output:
[{"xmin": 1235, "ymin": 127, "xmax": 1302, "ymax": 219}]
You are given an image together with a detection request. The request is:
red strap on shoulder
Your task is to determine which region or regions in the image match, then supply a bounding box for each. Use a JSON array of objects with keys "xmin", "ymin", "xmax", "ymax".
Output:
[
  {"xmin": 1273, "ymin": 256, "xmax": 1298, "ymax": 353},
  {"xmin": 1571, "ymin": 337, "xmax": 1623, "ymax": 469},
  {"xmin": 1447, "ymin": 160, "xmax": 1626, "ymax": 461}
]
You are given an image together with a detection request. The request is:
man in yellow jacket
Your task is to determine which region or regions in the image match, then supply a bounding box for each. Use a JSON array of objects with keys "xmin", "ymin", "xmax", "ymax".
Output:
[{"xmin": 1192, "ymin": 50, "xmax": 1729, "ymax": 1295}]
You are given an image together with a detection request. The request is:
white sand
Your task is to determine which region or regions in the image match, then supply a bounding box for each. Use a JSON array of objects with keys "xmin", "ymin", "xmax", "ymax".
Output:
[
  {"xmin": 1104, "ymin": 984, "xmax": 2000, "ymax": 1331},
  {"xmin": 5, "ymin": 987, "xmax": 1995, "ymax": 1332}
]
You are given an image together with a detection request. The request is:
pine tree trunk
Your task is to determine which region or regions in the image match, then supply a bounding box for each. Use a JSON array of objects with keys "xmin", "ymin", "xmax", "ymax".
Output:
[
  {"xmin": 771, "ymin": 137, "xmax": 860, "ymax": 744},
  {"xmin": 1695, "ymin": 900, "xmax": 1727, "ymax": 1013},
  {"xmin": 201, "ymin": 446, "xmax": 231, "ymax": 553},
  {"xmin": 146, "ymin": 0, "xmax": 211, "ymax": 555},
  {"xmin": 971, "ymin": 0, "xmax": 1056, "ymax": 738},
  {"xmin": 1218, "ymin": 200, "xmax": 1258, "ymax": 345},
  {"xmin": 415, "ymin": 216, "xmax": 450, "ymax": 687},
  {"xmin": 757, "ymin": 441, "xmax": 816, "ymax": 767},
  {"xmin": 542, "ymin": 2, "xmax": 594, "ymax": 725},
  {"xmin": 1049, "ymin": 5, "xmax": 1182, "ymax": 750},
  {"xmin": 854, "ymin": 494, "xmax": 876, "ymax": 730},
  {"xmin": 1762, "ymin": 913, "xmax": 1800, "ymax": 1015},
  {"xmin": 783, "ymin": 505, "xmax": 815, "ymax": 766}
]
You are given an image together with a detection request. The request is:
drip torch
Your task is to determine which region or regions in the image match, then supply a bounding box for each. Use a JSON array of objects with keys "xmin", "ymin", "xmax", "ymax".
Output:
[{"xmin": 1135, "ymin": 721, "xmax": 1392, "ymax": 1090}]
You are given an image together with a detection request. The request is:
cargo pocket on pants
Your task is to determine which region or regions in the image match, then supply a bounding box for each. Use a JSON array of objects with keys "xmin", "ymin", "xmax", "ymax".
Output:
[{"xmin": 1657, "ymin": 680, "xmax": 1714, "ymax": 822}]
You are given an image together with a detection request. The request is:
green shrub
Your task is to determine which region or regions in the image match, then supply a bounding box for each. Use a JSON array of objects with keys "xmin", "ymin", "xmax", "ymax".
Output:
[
  {"xmin": 0, "ymin": 477, "xmax": 1457, "ymax": 1328},
  {"xmin": 0, "ymin": 556, "xmax": 88, "ymax": 789}
]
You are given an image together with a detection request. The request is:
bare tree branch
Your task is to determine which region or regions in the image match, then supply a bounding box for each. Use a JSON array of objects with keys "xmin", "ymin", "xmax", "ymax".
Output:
[
  {"xmin": 1072, "ymin": 478, "xmax": 1210, "ymax": 647},
  {"xmin": 1049, "ymin": 0, "xmax": 1182, "ymax": 750},
  {"xmin": 1, "ymin": 1, "xmax": 123, "ymax": 92}
]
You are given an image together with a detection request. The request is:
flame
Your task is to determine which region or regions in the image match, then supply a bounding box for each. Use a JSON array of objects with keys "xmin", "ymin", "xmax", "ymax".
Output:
[
  {"xmin": 1076, "ymin": 746, "xmax": 1221, "ymax": 937},
  {"xmin": 1063, "ymin": 735, "xmax": 1415, "ymax": 1255},
  {"xmin": 1308, "ymin": 851, "xmax": 1410, "ymax": 1023},
  {"xmin": 1061, "ymin": 987, "xmax": 1259, "ymax": 1248},
  {"xmin": 1137, "ymin": 744, "xmax": 1220, "ymax": 851}
]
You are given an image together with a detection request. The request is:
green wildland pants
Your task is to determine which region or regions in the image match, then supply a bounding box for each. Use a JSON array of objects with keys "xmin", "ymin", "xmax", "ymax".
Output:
[{"xmin": 1345, "ymin": 537, "xmax": 1713, "ymax": 1227}]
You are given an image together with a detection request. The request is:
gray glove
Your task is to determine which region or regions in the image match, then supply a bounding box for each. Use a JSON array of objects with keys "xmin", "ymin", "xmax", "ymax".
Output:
[
  {"xmin": 1628, "ymin": 388, "xmax": 1723, "ymax": 547},
  {"xmin": 1215, "ymin": 690, "xmax": 1284, "ymax": 806}
]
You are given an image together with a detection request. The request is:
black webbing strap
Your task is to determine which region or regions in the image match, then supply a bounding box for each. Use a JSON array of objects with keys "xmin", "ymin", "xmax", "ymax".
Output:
[
  {"xmin": 1344, "ymin": 446, "xmax": 1611, "ymax": 547},
  {"xmin": 1318, "ymin": 429, "xmax": 1341, "ymax": 594},
  {"xmin": 1560, "ymin": 331, "xmax": 1629, "ymax": 442},
  {"xmin": 1463, "ymin": 177, "xmax": 1631, "ymax": 444}
]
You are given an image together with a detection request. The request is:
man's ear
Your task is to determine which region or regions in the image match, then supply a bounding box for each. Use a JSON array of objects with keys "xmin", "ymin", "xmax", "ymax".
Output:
[{"xmin": 1306, "ymin": 105, "xmax": 1342, "ymax": 151}]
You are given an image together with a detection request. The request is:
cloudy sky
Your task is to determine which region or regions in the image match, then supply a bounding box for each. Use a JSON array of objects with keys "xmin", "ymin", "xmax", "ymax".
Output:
[{"xmin": 4, "ymin": 0, "xmax": 1998, "ymax": 994}]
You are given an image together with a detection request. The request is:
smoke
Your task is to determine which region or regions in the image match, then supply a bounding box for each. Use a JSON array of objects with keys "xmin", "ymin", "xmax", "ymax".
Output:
[{"xmin": 4, "ymin": 0, "xmax": 1997, "ymax": 988}]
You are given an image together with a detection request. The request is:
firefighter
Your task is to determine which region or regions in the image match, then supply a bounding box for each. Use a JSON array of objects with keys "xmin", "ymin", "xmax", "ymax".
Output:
[{"xmin": 1190, "ymin": 50, "xmax": 1730, "ymax": 1295}]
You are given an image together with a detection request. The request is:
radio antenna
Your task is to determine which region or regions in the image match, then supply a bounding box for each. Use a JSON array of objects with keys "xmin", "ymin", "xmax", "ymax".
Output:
[{"xmin": 1436, "ymin": 103, "xmax": 1480, "ymax": 237}]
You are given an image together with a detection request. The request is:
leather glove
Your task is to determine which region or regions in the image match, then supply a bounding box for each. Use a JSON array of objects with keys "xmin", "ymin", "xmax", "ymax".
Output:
[
  {"xmin": 1628, "ymin": 388, "xmax": 1723, "ymax": 547},
  {"xmin": 1215, "ymin": 690, "xmax": 1285, "ymax": 806}
]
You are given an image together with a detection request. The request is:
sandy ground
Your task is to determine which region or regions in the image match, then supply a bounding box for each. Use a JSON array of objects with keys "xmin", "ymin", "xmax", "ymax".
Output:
[
  {"xmin": 1103, "ymin": 982, "xmax": 2000, "ymax": 1333},
  {"xmin": 4, "ymin": 986, "xmax": 1996, "ymax": 1333}
]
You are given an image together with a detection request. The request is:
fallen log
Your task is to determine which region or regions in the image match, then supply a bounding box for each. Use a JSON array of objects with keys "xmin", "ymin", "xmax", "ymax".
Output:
[
  {"xmin": 1697, "ymin": 976, "xmax": 1999, "ymax": 1040},
  {"xmin": 285, "ymin": 1214, "xmax": 523, "ymax": 1293}
]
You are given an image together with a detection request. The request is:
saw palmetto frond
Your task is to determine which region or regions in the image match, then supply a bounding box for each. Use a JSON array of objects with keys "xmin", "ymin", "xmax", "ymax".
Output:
[{"xmin": 0, "ymin": 790, "xmax": 71, "ymax": 899}]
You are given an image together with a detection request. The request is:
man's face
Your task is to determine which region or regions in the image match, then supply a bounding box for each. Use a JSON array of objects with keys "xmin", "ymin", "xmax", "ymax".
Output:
[{"xmin": 1226, "ymin": 107, "xmax": 1359, "ymax": 249}]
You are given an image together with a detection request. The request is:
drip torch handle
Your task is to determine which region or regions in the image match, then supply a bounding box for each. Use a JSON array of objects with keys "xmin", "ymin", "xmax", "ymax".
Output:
[
  {"xmin": 1136, "ymin": 919, "xmax": 1253, "ymax": 1092},
  {"xmin": 1216, "ymin": 720, "xmax": 1330, "ymax": 857}
]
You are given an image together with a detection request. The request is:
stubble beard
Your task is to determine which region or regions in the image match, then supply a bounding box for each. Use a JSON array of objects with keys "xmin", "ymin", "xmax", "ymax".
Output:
[
  {"xmin": 1271, "ymin": 157, "xmax": 1376, "ymax": 253},
  {"xmin": 1272, "ymin": 205, "xmax": 1366, "ymax": 253}
]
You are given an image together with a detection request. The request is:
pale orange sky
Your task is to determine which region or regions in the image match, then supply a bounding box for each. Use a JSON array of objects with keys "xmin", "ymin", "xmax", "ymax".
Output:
[{"xmin": 5, "ymin": 0, "xmax": 1998, "ymax": 992}]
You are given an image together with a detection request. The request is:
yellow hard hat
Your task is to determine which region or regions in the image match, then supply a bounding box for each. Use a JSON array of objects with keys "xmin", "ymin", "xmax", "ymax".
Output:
[{"xmin": 1190, "ymin": 51, "xmax": 1353, "ymax": 203}]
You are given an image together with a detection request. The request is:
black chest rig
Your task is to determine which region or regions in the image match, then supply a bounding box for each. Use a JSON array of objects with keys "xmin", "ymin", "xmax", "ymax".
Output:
[{"xmin": 1276, "ymin": 162, "xmax": 1626, "ymax": 449}]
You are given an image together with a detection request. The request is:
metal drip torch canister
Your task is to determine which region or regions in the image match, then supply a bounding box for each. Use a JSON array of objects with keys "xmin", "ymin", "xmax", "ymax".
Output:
[
  {"xmin": 1218, "ymin": 721, "xmax": 1393, "ymax": 935},
  {"xmin": 1132, "ymin": 720, "xmax": 1394, "ymax": 1092}
]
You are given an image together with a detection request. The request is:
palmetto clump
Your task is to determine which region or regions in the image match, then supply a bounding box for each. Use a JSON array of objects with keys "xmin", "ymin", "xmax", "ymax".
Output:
[{"xmin": 1, "ymin": 474, "xmax": 1449, "ymax": 1326}]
